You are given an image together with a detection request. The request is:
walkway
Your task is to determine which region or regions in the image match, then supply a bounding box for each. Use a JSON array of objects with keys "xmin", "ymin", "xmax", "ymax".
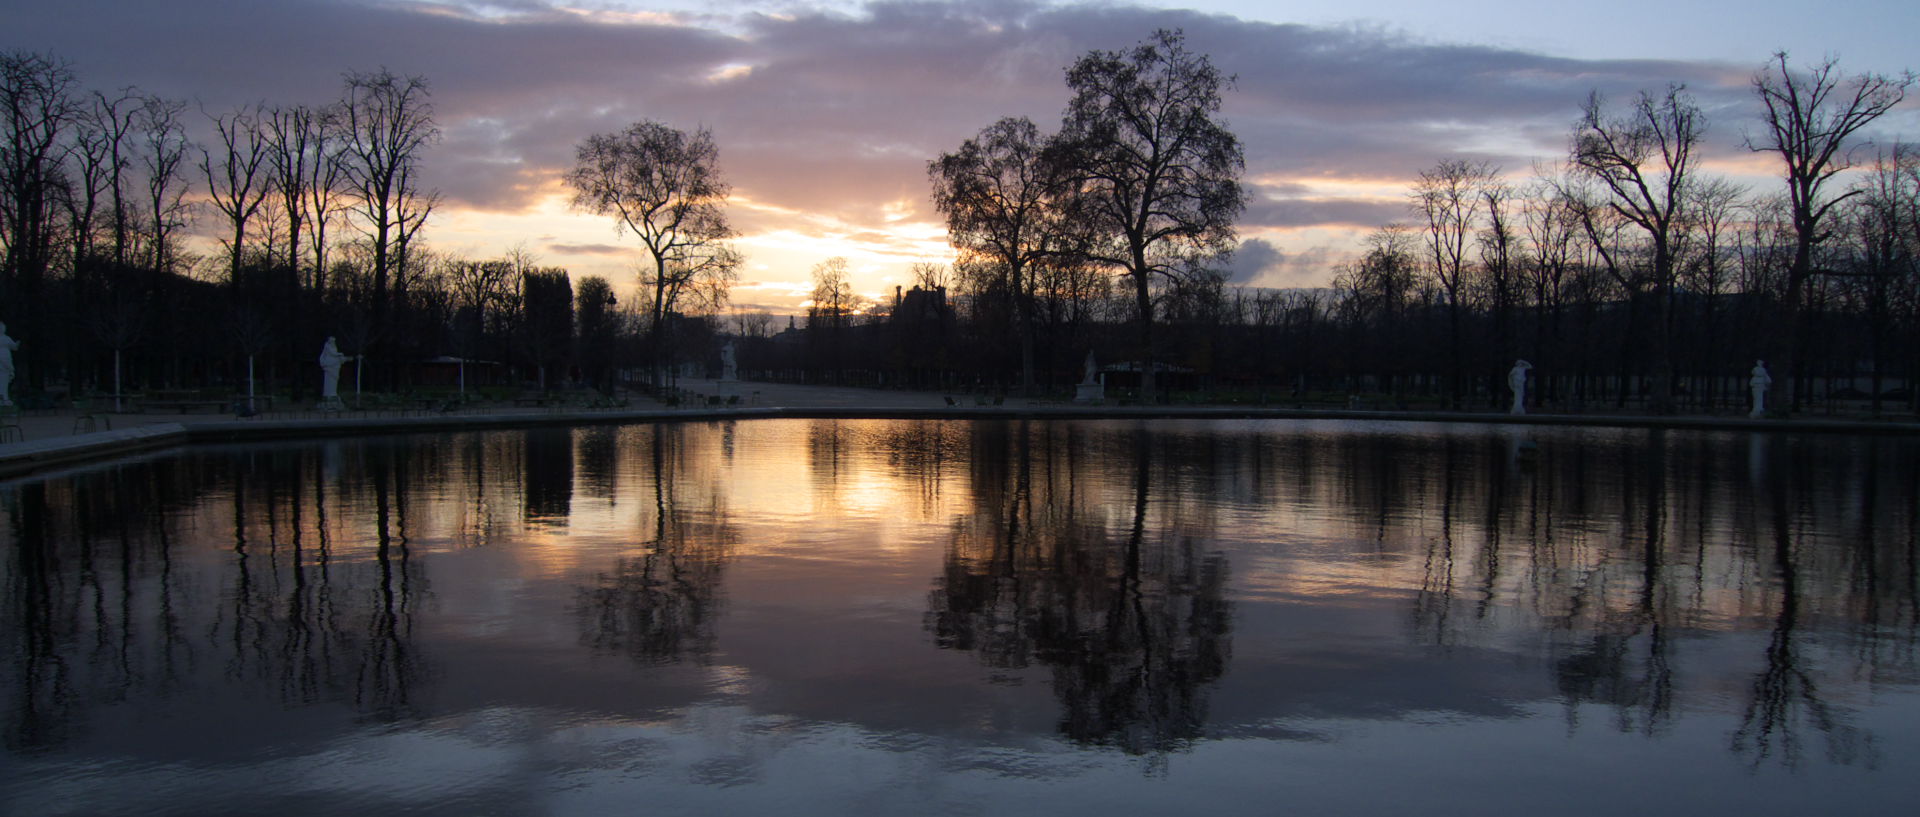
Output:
[{"xmin": 4, "ymin": 379, "xmax": 1917, "ymax": 480}]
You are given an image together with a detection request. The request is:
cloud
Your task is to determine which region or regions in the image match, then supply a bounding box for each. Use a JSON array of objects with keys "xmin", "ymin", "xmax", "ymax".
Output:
[
  {"xmin": 8, "ymin": 0, "xmax": 1779, "ymax": 287},
  {"xmin": 1225, "ymin": 237, "xmax": 1280, "ymax": 284},
  {"xmin": 1224, "ymin": 239, "xmax": 1339, "ymax": 288},
  {"xmin": 1242, "ymin": 197, "xmax": 1409, "ymax": 230},
  {"xmin": 545, "ymin": 243, "xmax": 630, "ymax": 256}
]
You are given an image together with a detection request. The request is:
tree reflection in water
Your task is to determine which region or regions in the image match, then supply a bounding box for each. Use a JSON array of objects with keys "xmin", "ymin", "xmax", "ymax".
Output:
[
  {"xmin": 575, "ymin": 424, "xmax": 736, "ymax": 666},
  {"xmin": 1, "ymin": 441, "xmax": 440, "ymax": 750},
  {"xmin": 927, "ymin": 422, "xmax": 1232, "ymax": 755},
  {"xmin": 0, "ymin": 419, "xmax": 1915, "ymax": 780},
  {"xmin": 1348, "ymin": 428, "xmax": 1915, "ymax": 767}
]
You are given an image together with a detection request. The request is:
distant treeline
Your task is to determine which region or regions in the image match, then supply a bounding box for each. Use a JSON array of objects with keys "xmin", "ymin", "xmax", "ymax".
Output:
[
  {"xmin": 4, "ymin": 45, "xmax": 1916, "ymax": 414},
  {"xmin": 769, "ymin": 50, "xmax": 1918, "ymax": 414},
  {"xmin": 0, "ymin": 50, "xmax": 644, "ymax": 402}
]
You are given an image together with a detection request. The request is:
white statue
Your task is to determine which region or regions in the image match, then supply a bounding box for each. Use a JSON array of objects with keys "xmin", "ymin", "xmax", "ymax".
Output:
[
  {"xmin": 0, "ymin": 321, "xmax": 17, "ymax": 407},
  {"xmin": 1074, "ymin": 350, "xmax": 1105, "ymax": 404},
  {"xmin": 720, "ymin": 340, "xmax": 738, "ymax": 381},
  {"xmin": 1508, "ymin": 359, "xmax": 1531, "ymax": 415},
  {"xmin": 319, "ymin": 336, "xmax": 348, "ymax": 400},
  {"xmin": 1749, "ymin": 360, "xmax": 1772, "ymax": 419}
]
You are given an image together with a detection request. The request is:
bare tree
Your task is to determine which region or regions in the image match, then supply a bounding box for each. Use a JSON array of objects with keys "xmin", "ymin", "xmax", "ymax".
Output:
[
  {"xmin": 340, "ymin": 68, "xmax": 438, "ymax": 346},
  {"xmin": 1413, "ymin": 159, "xmax": 1496, "ymax": 405},
  {"xmin": 1749, "ymin": 53, "xmax": 1914, "ymax": 409},
  {"xmin": 200, "ymin": 102, "xmax": 271, "ymax": 288},
  {"xmin": 137, "ymin": 94, "xmax": 192, "ymax": 274},
  {"xmin": 1571, "ymin": 86, "xmax": 1705, "ymax": 413},
  {"xmin": 2, "ymin": 54, "xmax": 76, "ymax": 288},
  {"xmin": 808, "ymin": 256, "xmax": 856, "ymax": 382},
  {"xmin": 1676, "ymin": 176, "xmax": 1747, "ymax": 408},
  {"xmin": 1478, "ymin": 178, "xmax": 1521, "ymax": 403},
  {"xmin": 910, "ymin": 262, "xmax": 950, "ymax": 292},
  {"xmin": 306, "ymin": 106, "xmax": 348, "ymax": 287},
  {"xmin": 567, "ymin": 120, "xmax": 740, "ymax": 389},
  {"xmin": 64, "ymin": 94, "xmax": 117, "ymax": 273},
  {"xmin": 1332, "ymin": 223, "xmax": 1423, "ymax": 394},
  {"xmin": 88, "ymin": 89, "xmax": 142, "ymax": 267},
  {"xmin": 1, "ymin": 51, "xmax": 77, "ymax": 392},
  {"xmin": 264, "ymin": 103, "xmax": 343, "ymax": 286},
  {"xmin": 1060, "ymin": 29, "xmax": 1245, "ymax": 400},
  {"xmin": 809, "ymin": 256, "xmax": 855, "ymax": 326},
  {"xmin": 731, "ymin": 307, "xmax": 774, "ymax": 340},
  {"xmin": 1837, "ymin": 147, "xmax": 1915, "ymax": 415},
  {"xmin": 930, "ymin": 116, "xmax": 1080, "ymax": 394},
  {"xmin": 1521, "ymin": 169, "xmax": 1582, "ymax": 403}
]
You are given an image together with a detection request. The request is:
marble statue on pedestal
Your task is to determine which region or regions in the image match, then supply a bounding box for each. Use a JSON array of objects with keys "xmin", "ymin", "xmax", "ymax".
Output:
[
  {"xmin": 319, "ymin": 337, "xmax": 348, "ymax": 403},
  {"xmin": 715, "ymin": 340, "xmax": 742, "ymax": 399},
  {"xmin": 0, "ymin": 321, "xmax": 16, "ymax": 408},
  {"xmin": 1749, "ymin": 360, "xmax": 1772, "ymax": 419},
  {"xmin": 1508, "ymin": 359, "xmax": 1531, "ymax": 415},
  {"xmin": 1074, "ymin": 350, "xmax": 1105, "ymax": 404}
]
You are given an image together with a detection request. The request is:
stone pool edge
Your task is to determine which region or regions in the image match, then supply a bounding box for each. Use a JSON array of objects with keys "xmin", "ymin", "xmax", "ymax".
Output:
[{"xmin": 5, "ymin": 405, "xmax": 1918, "ymax": 481}]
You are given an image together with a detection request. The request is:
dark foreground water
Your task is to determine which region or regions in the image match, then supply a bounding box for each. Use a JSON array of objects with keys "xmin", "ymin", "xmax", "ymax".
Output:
[{"xmin": 2, "ymin": 419, "xmax": 1916, "ymax": 816}]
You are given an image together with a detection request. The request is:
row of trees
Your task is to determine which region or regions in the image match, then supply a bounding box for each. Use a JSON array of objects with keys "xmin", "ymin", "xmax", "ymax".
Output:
[
  {"xmin": 1348, "ymin": 53, "xmax": 1915, "ymax": 412},
  {"xmin": 7, "ymin": 41, "xmax": 1917, "ymax": 413},
  {"xmin": 1, "ymin": 50, "xmax": 453, "ymax": 399},
  {"xmin": 760, "ymin": 48, "xmax": 1917, "ymax": 414},
  {"xmin": 0, "ymin": 52, "xmax": 675, "ymax": 403},
  {"xmin": 928, "ymin": 29, "xmax": 1245, "ymax": 399}
]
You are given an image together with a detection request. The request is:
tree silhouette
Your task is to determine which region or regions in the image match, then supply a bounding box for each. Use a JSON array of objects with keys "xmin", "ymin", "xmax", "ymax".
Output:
[
  {"xmin": 1059, "ymin": 29, "xmax": 1245, "ymax": 400},
  {"xmin": 567, "ymin": 121, "xmax": 739, "ymax": 390}
]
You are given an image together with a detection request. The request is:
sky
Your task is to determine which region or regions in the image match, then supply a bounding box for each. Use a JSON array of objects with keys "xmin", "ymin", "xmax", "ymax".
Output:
[{"xmin": 9, "ymin": 0, "xmax": 1917, "ymax": 314}]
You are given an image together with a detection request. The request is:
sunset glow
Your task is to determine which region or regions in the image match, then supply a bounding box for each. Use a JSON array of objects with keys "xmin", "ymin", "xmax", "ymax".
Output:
[{"xmin": 9, "ymin": 0, "xmax": 1916, "ymax": 310}]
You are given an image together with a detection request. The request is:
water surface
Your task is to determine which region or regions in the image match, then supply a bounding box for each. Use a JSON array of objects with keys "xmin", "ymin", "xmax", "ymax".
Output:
[{"xmin": 4, "ymin": 419, "xmax": 1916, "ymax": 815}]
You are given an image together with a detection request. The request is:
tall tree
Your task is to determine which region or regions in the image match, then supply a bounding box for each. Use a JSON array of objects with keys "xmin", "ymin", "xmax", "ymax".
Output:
[
  {"xmin": 808, "ymin": 256, "xmax": 855, "ymax": 383},
  {"xmin": 1, "ymin": 51, "xmax": 77, "ymax": 386},
  {"xmin": 567, "ymin": 121, "xmax": 739, "ymax": 389},
  {"xmin": 1570, "ymin": 86, "xmax": 1704, "ymax": 413},
  {"xmin": 1675, "ymin": 176, "xmax": 1746, "ymax": 408},
  {"xmin": 264, "ymin": 103, "xmax": 342, "ymax": 286},
  {"xmin": 1478, "ymin": 178, "xmax": 1521, "ymax": 403},
  {"xmin": 1059, "ymin": 29, "xmax": 1245, "ymax": 400},
  {"xmin": 1412, "ymin": 159, "xmax": 1495, "ymax": 405},
  {"xmin": 1332, "ymin": 224, "xmax": 1421, "ymax": 393},
  {"xmin": 137, "ymin": 94, "xmax": 192, "ymax": 275},
  {"xmin": 200, "ymin": 102, "xmax": 271, "ymax": 289},
  {"xmin": 930, "ymin": 116, "xmax": 1079, "ymax": 394},
  {"xmin": 88, "ymin": 88, "xmax": 142, "ymax": 268},
  {"xmin": 575, "ymin": 275, "xmax": 618, "ymax": 393},
  {"xmin": 1749, "ymin": 53, "xmax": 1913, "ymax": 410},
  {"xmin": 1520, "ymin": 174, "xmax": 1581, "ymax": 390},
  {"xmin": 520, "ymin": 267, "xmax": 572, "ymax": 391},
  {"xmin": 64, "ymin": 93, "xmax": 116, "ymax": 274},
  {"xmin": 340, "ymin": 68, "xmax": 438, "ymax": 353}
]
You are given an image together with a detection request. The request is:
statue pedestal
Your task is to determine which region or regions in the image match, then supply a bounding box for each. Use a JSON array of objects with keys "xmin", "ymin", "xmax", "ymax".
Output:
[
  {"xmin": 1074, "ymin": 382, "xmax": 1104, "ymax": 405},
  {"xmin": 317, "ymin": 396, "xmax": 344, "ymax": 412}
]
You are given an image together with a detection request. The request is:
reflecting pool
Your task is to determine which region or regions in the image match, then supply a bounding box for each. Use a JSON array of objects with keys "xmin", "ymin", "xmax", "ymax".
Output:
[{"xmin": 3, "ymin": 419, "xmax": 1917, "ymax": 815}]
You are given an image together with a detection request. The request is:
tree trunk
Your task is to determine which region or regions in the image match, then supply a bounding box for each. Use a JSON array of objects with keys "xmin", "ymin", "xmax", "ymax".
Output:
[{"xmin": 1134, "ymin": 270, "xmax": 1155, "ymax": 401}]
